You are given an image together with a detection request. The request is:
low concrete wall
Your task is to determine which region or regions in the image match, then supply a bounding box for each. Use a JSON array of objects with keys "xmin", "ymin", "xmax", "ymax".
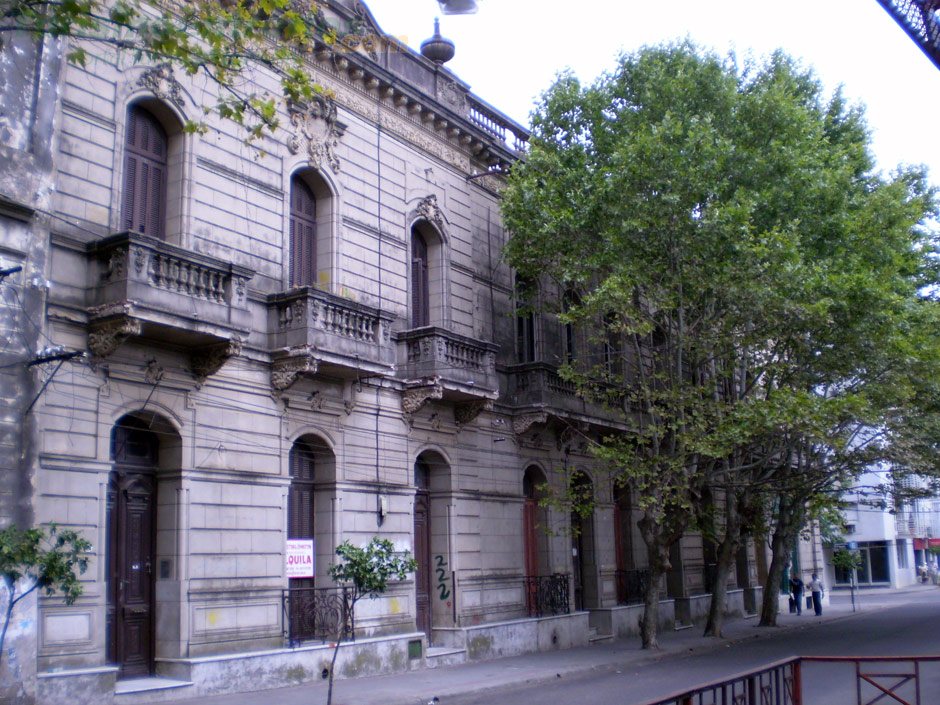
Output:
[
  {"xmin": 588, "ymin": 599, "xmax": 675, "ymax": 639},
  {"xmin": 37, "ymin": 665, "xmax": 119, "ymax": 705},
  {"xmin": 36, "ymin": 633, "xmax": 425, "ymax": 705},
  {"xmin": 435, "ymin": 612, "xmax": 590, "ymax": 661},
  {"xmin": 671, "ymin": 589, "xmax": 748, "ymax": 628}
]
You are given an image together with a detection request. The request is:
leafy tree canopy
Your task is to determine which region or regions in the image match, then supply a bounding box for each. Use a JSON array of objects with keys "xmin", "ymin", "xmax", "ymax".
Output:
[{"xmin": 0, "ymin": 0, "xmax": 353, "ymax": 139}]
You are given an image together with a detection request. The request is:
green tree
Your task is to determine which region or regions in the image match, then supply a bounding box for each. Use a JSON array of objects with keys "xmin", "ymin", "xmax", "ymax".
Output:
[
  {"xmin": 0, "ymin": 524, "xmax": 91, "ymax": 666},
  {"xmin": 502, "ymin": 42, "xmax": 939, "ymax": 646},
  {"xmin": 325, "ymin": 538, "xmax": 415, "ymax": 705},
  {"xmin": 0, "ymin": 0, "xmax": 342, "ymax": 140}
]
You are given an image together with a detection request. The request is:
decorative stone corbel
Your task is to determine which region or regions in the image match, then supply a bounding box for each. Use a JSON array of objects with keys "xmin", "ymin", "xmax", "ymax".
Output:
[
  {"xmin": 271, "ymin": 345, "xmax": 319, "ymax": 394},
  {"xmin": 88, "ymin": 316, "xmax": 142, "ymax": 358},
  {"xmin": 191, "ymin": 338, "xmax": 241, "ymax": 387},
  {"xmin": 512, "ymin": 411, "xmax": 548, "ymax": 438},
  {"xmin": 401, "ymin": 377, "xmax": 443, "ymax": 414},
  {"xmin": 455, "ymin": 399, "xmax": 493, "ymax": 427}
]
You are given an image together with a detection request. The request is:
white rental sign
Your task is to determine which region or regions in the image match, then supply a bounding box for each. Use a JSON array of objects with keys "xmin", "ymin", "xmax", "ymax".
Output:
[{"xmin": 285, "ymin": 539, "xmax": 314, "ymax": 578}]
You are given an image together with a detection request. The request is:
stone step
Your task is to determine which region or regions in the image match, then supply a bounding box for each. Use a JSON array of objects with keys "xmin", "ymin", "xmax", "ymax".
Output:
[
  {"xmin": 588, "ymin": 632, "xmax": 615, "ymax": 644},
  {"xmin": 113, "ymin": 677, "xmax": 194, "ymax": 705}
]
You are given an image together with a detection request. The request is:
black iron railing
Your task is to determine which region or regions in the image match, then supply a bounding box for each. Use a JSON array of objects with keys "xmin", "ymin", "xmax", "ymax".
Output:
[
  {"xmin": 524, "ymin": 574, "xmax": 570, "ymax": 617},
  {"xmin": 615, "ymin": 569, "xmax": 650, "ymax": 606},
  {"xmin": 282, "ymin": 586, "xmax": 353, "ymax": 646}
]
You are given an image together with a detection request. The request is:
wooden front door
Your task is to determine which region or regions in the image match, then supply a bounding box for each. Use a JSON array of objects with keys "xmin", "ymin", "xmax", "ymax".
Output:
[
  {"xmin": 107, "ymin": 472, "xmax": 156, "ymax": 678},
  {"xmin": 570, "ymin": 510, "xmax": 584, "ymax": 611},
  {"xmin": 108, "ymin": 420, "xmax": 158, "ymax": 678},
  {"xmin": 414, "ymin": 488, "xmax": 431, "ymax": 637}
]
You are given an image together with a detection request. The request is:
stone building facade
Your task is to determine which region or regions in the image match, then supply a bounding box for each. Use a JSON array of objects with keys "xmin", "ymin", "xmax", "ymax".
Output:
[{"xmin": 0, "ymin": 3, "xmax": 763, "ymax": 703}]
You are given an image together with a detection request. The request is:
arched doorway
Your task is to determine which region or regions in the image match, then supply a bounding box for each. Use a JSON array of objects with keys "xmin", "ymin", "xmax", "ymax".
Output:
[{"xmin": 107, "ymin": 416, "xmax": 159, "ymax": 678}]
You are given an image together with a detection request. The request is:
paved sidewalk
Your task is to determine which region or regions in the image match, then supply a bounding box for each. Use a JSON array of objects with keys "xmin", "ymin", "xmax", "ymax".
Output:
[{"xmin": 160, "ymin": 584, "xmax": 936, "ymax": 705}]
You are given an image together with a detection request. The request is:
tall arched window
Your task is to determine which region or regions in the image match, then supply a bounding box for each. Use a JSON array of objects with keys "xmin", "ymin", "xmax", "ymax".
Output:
[
  {"xmin": 122, "ymin": 105, "xmax": 167, "ymax": 237},
  {"xmin": 290, "ymin": 176, "xmax": 318, "ymax": 287},
  {"xmin": 411, "ymin": 229, "xmax": 430, "ymax": 328}
]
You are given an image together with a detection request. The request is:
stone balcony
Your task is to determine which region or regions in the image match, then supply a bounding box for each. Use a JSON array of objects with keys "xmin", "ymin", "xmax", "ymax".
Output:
[
  {"xmin": 396, "ymin": 327, "xmax": 498, "ymax": 417},
  {"xmin": 505, "ymin": 361, "xmax": 630, "ymax": 431},
  {"xmin": 267, "ymin": 288, "xmax": 395, "ymax": 393},
  {"xmin": 85, "ymin": 232, "xmax": 254, "ymax": 383}
]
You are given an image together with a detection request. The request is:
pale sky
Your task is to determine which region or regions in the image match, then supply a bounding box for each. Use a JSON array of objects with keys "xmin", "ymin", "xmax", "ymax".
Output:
[{"xmin": 363, "ymin": 1, "xmax": 940, "ymax": 187}]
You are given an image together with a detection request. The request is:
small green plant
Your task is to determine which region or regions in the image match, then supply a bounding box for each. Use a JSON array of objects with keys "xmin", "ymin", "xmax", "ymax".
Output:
[
  {"xmin": 324, "ymin": 537, "xmax": 416, "ymax": 705},
  {"xmin": 0, "ymin": 524, "xmax": 90, "ymax": 666}
]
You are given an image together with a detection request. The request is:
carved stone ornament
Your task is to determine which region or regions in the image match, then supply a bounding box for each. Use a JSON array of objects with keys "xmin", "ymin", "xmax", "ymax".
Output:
[
  {"xmin": 137, "ymin": 65, "xmax": 185, "ymax": 108},
  {"xmin": 88, "ymin": 317, "xmax": 142, "ymax": 358},
  {"xmin": 271, "ymin": 346, "xmax": 319, "ymax": 393},
  {"xmin": 287, "ymin": 94, "xmax": 345, "ymax": 174},
  {"xmin": 191, "ymin": 338, "xmax": 241, "ymax": 386},
  {"xmin": 455, "ymin": 399, "xmax": 493, "ymax": 427},
  {"xmin": 436, "ymin": 76, "xmax": 467, "ymax": 113},
  {"xmin": 413, "ymin": 194, "xmax": 444, "ymax": 229},
  {"xmin": 512, "ymin": 411, "xmax": 548, "ymax": 437},
  {"xmin": 401, "ymin": 378, "xmax": 443, "ymax": 414}
]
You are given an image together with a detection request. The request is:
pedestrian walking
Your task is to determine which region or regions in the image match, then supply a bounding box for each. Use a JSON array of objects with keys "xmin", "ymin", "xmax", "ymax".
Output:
[
  {"xmin": 789, "ymin": 574, "xmax": 804, "ymax": 615},
  {"xmin": 808, "ymin": 573, "xmax": 824, "ymax": 616}
]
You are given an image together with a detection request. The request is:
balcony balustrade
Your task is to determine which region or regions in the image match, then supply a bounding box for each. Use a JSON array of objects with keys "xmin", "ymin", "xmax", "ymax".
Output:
[
  {"xmin": 85, "ymin": 232, "xmax": 253, "ymax": 381},
  {"xmin": 268, "ymin": 288, "xmax": 395, "ymax": 387},
  {"xmin": 397, "ymin": 327, "xmax": 498, "ymax": 406}
]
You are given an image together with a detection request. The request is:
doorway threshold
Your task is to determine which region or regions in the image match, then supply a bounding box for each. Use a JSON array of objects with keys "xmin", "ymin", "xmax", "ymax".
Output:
[{"xmin": 115, "ymin": 676, "xmax": 193, "ymax": 695}]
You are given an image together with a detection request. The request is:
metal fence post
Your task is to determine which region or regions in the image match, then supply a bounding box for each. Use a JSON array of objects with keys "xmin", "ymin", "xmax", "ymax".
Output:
[{"xmin": 792, "ymin": 660, "xmax": 802, "ymax": 705}]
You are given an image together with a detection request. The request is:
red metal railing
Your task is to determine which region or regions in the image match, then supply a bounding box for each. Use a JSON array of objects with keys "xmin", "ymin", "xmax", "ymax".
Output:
[{"xmin": 635, "ymin": 656, "xmax": 940, "ymax": 705}]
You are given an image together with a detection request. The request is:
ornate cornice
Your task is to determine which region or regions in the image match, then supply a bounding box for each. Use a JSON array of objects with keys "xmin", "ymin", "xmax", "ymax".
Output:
[
  {"xmin": 88, "ymin": 316, "xmax": 142, "ymax": 358},
  {"xmin": 271, "ymin": 345, "xmax": 319, "ymax": 394},
  {"xmin": 191, "ymin": 338, "xmax": 241, "ymax": 387}
]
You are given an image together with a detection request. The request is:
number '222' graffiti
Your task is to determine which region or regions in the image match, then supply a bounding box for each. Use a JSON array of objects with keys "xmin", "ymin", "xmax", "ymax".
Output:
[{"xmin": 434, "ymin": 555, "xmax": 450, "ymax": 600}]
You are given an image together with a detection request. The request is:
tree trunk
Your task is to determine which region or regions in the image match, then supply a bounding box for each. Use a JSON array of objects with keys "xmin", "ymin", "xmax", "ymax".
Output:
[
  {"xmin": 759, "ymin": 495, "xmax": 805, "ymax": 626},
  {"xmin": 638, "ymin": 510, "xmax": 677, "ymax": 649},
  {"xmin": 703, "ymin": 491, "xmax": 742, "ymax": 637}
]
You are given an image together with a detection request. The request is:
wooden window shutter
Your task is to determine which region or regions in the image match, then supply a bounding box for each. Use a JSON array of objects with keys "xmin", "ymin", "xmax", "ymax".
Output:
[
  {"xmin": 123, "ymin": 106, "xmax": 167, "ymax": 238},
  {"xmin": 289, "ymin": 176, "xmax": 317, "ymax": 287},
  {"xmin": 411, "ymin": 229, "xmax": 429, "ymax": 328},
  {"xmin": 288, "ymin": 441, "xmax": 315, "ymax": 541}
]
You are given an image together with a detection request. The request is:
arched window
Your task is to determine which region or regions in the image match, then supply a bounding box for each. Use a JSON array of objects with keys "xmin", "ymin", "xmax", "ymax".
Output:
[
  {"xmin": 562, "ymin": 291, "xmax": 580, "ymax": 364},
  {"xmin": 411, "ymin": 228, "xmax": 430, "ymax": 328},
  {"xmin": 122, "ymin": 105, "xmax": 167, "ymax": 237},
  {"xmin": 290, "ymin": 176, "xmax": 318, "ymax": 287}
]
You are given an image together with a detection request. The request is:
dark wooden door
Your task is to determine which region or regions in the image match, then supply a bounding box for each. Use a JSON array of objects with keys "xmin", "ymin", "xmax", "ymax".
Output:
[
  {"xmin": 107, "ymin": 470, "xmax": 156, "ymax": 678},
  {"xmin": 414, "ymin": 489, "xmax": 431, "ymax": 637},
  {"xmin": 523, "ymin": 498, "xmax": 538, "ymax": 615}
]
